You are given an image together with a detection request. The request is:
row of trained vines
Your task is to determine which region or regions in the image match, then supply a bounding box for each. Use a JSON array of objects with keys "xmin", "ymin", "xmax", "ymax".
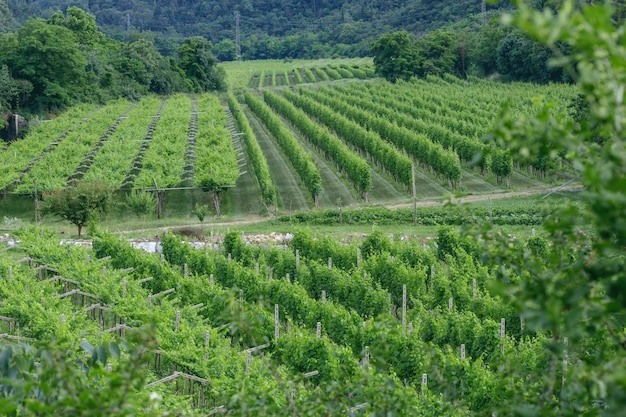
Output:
[
  {"xmin": 193, "ymin": 94, "xmax": 240, "ymax": 216},
  {"xmin": 297, "ymin": 86, "xmax": 463, "ymax": 187},
  {"xmin": 280, "ymin": 89, "xmax": 414, "ymax": 188},
  {"xmin": 0, "ymin": 225, "xmax": 587, "ymax": 415},
  {"xmin": 0, "ymin": 94, "xmax": 240, "ymax": 197},
  {"xmin": 247, "ymin": 64, "xmax": 375, "ymax": 88},
  {"xmin": 228, "ymin": 92, "xmax": 276, "ymax": 209},
  {"xmin": 262, "ymin": 90, "xmax": 372, "ymax": 199},
  {"xmin": 244, "ymin": 91, "xmax": 322, "ymax": 203}
]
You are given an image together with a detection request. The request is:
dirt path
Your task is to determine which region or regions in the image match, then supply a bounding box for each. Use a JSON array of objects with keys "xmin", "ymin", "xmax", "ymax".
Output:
[{"xmin": 110, "ymin": 184, "xmax": 583, "ymax": 237}]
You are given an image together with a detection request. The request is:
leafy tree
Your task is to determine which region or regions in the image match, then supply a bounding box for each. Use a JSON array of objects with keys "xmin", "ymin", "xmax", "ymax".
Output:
[
  {"xmin": 178, "ymin": 36, "xmax": 226, "ymax": 92},
  {"xmin": 43, "ymin": 181, "xmax": 112, "ymax": 236},
  {"xmin": 124, "ymin": 189, "xmax": 155, "ymax": 217},
  {"xmin": 415, "ymin": 29, "xmax": 460, "ymax": 77},
  {"xmin": 192, "ymin": 203, "xmax": 210, "ymax": 223},
  {"xmin": 0, "ymin": 0, "xmax": 16, "ymax": 33},
  {"xmin": 371, "ymin": 31, "xmax": 421, "ymax": 82},
  {"xmin": 482, "ymin": 0, "xmax": 626, "ymax": 413},
  {"xmin": 2, "ymin": 18, "xmax": 88, "ymax": 112},
  {"xmin": 213, "ymin": 38, "xmax": 237, "ymax": 61},
  {"xmin": 47, "ymin": 6, "xmax": 105, "ymax": 46}
]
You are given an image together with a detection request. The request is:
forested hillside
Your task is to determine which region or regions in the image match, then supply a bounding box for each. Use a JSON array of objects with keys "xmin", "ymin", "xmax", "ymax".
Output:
[{"xmin": 6, "ymin": 0, "xmax": 511, "ymax": 58}]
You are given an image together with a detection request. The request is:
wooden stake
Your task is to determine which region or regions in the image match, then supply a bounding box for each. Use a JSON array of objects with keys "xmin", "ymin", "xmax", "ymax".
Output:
[
  {"xmin": 412, "ymin": 163, "xmax": 417, "ymax": 224},
  {"xmin": 448, "ymin": 297, "xmax": 453, "ymax": 311},
  {"xmin": 316, "ymin": 322, "xmax": 321, "ymax": 338},
  {"xmin": 472, "ymin": 279, "xmax": 477, "ymax": 298},
  {"xmin": 122, "ymin": 278, "xmax": 127, "ymax": 298},
  {"xmin": 402, "ymin": 284, "xmax": 407, "ymax": 329},
  {"xmin": 210, "ymin": 274, "xmax": 214, "ymax": 286},
  {"xmin": 356, "ymin": 248, "xmax": 361, "ymax": 269},
  {"xmin": 175, "ymin": 310, "xmax": 180, "ymax": 332},
  {"xmin": 321, "ymin": 290, "xmax": 326, "ymax": 303},
  {"xmin": 274, "ymin": 304, "xmax": 279, "ymax": 340},
  {"xmin": 328, "ymin": 257, "xmax": 332, "ymax": 270},
  {"xmin": 461, "ymin": 344, "xmax": 466, "ymax": 360},
  {"xmin": 184, "ymin": 263, "xmax": 188, "ymax": 277},
  {"xmin": 500, "ymin": 318, "xmax": 506, "ymax": 353},
  {"xmin": 204, "ymin": 330, "xmax": 210, "ymax": 360},
  {"xmin": 295, "ymin": 249, "xmax": 300, "ymax": 270}
]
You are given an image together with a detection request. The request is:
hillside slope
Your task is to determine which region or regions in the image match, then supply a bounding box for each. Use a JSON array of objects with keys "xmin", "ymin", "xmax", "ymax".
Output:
[{"xmin": 7, "ymin": 0, "xmax": 510, "ymax": 57}]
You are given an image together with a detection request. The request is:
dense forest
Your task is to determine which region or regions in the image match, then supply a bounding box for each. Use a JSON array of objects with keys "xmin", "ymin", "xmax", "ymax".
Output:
[{"xmin": 5, "ymin": 0, "xmax": 511, "ymax": 58}]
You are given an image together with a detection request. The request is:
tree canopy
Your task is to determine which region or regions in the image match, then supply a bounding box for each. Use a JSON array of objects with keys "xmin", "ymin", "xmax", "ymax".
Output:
[{"xmin": 0, "ymin": 7, "xmax": 225, "ymax": 115}]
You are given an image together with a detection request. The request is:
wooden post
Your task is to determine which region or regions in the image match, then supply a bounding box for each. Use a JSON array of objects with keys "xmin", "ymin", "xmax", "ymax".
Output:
[
  {"xmin": 255, "ymin": 263, "xmax": 259, "ymax": 276},
  {"xmin": 461, "ymin": 344, "xmax": 466, "ymax": 360},
  {"xmin": 102, "ymin": 266, "xmax": 106, "ymax": 276},
  {"xmin": 210, "ymin": 274, "xmax": 214, "ymax": 286},
  {"xmin": 60, "ymin": 314, "xmax": 65, "ymax": 326},
  {"xmin": 204, "ymin": 330, "xmax": 210, "ymax": 360},
  {"xmin": 356, "ymin": 248, "xmax": 361, "ymax": 269},
  {"xmin": 122, "ymin": 277, "xmax": 127, "ymax": 298},
  {"xmin": 175, "ymin": 310, "xmax": 180, "ymax": 332},
  {"xmin": 472, "ymin": 279, "xmax": 477, "ymax": 298},
  {"xmin": 363, "ymin": 346, "xmax": 369, "ymax": 368},
  {"xmin": 153, "ymin": 179, "xmax": 162, "ymax": 220},
  {"xmin": 500, "ymin": 318, "xmax": 505, "ymax": 353},
  {"xmin": 239, "ymin": 290, "xmax": 243, "ymax": 310},
  {"xmin": 184, "ymin": 263, "xmax": 188, "ymax": 277},
  {"xmin": 245, "ymin": 351, "xmax": 251, "ymax": 374},
  {"xmin": 33, "ymin": 180, "xmax": 40, "ymax": 223},
  {"xmin": 421, "ymin": 374, "xmax": 427, "ymax": 394},
  {"xmin": 86, "ymin": 255, "xmax": 90, "ymax": 264},
  {"xmin": 448, "ymin": 297, "xmax": 453, "ymax": 311},
  {"xmin": 563, "ymin": 337, "xmax": 568, "ymax": 387},
  {"xmin": 321, "ymin": 290, "xmax": 326, "ymax": 303},
  {"xmin": 295, "ymin": 250, "xmax": 300, "ymax": 270},
  {"xmin": 412, "ymin": 163, "xmax": 417, "ymax": 224},
  {"xmin": 228, "ymin": 253, "xmax": 232, "ymax": 263},
  {"xmin": 274, "ymin": 304, "xmax": 279, "ymax": 340},
  {"xmin": 286, "ymin": 273, "xmax": 290, "ymax": 282},
  {"xmin": 520, "ymin": 316, "xmax": 524, "ymax": 332},
  {"xmin": 402, "ymin": 284, "xmax": 407, "ymax": 330},
  {"xmin": 408, "ymin": 322, "xmax": 413, "ymax": 335},
  {"xmin": 391, "ymin": 255, "xmax": 395, "ymax": 264},
  {"xmin": 328, "ymin": 257, "xmax": 332, "ymax": 270},
  {"xmin": 316, "ymin": 322, "xmax": 321, "ymax": 338}
]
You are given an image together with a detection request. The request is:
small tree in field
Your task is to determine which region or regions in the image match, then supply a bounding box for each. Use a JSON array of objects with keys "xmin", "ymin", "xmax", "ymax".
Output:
[
  {"xmin": 125, "ymin": 190, "xmax": 155, "ymax": 231},
  {"xmin": 192, "ymin": 203, "xmax": 210, "ymax": 223},
  {"xmin": 43, "ymin": 181, "xmax": 112, "ymax": 237}
]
